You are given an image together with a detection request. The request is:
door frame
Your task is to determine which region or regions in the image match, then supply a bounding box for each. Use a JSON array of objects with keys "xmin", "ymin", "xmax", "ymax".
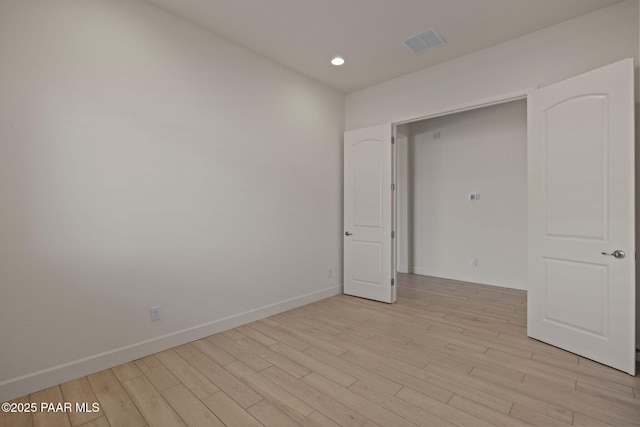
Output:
[
  {"xmin": 391, "ymin": 87, "xmax": 534, "ymax": 276},
  {"xmin": 392, "ymin": 88, "xmax": 533, "ymax": 128}
]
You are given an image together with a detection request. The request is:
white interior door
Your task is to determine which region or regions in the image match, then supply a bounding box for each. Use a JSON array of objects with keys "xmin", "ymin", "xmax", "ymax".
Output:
[
  {"xmin": 344, "ymin": 124, "xmax": 396, "ymax": 303},
  {"xmin": 528, "ymin": 58, "xmax": 635, "ymax": 374}
]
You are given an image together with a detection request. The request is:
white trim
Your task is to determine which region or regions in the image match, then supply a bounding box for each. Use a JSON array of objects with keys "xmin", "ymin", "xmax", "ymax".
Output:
[
  {"xmin": 0, "ymin": 285, "xmax": 342, "ymax": 402},
  {"xmin": 393, "ymin": 88, "xmax": 535, "ymax": 126},
  {"xmin": 410, "ymin": 267, "xmax": 526, "ymax": 291}
]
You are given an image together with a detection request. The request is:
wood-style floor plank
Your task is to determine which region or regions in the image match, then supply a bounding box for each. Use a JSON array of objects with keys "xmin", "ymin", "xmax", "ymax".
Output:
[
  {"xmin": 120, "ymin": 375, "xmax": 186, "ymax": 427},
  {"xmin": 448, "ymin": 394, "xmax": 531, "ymax": 427},
  {"xmin": 246, "ymin": 399, "xmax": 302, "ymax": 427},
  {"xmin": 302, "ymin": 345, "xmax": 403, "ymax": 395},
  {"xmin": 3, "ymin": 273, "xmax": 639, "ymax": 427},
  {"xmin": 190, "ymin": 339, "xmax": 235, "ymax": 366},
  {"xmin": 261, "ymin": 366, "xmax": 366, "ymax": 427},
  {"xmin": 249, "ymin": 320, "xmax": 312, "ymax": 352},
  {"xmin": 59, "ymin": 377, "xmax": 103, "ymax": 426},
  {"xmin": 161, "ymin": 383, "xmax": 224, "ymax": 427},
  {"xmin": 302, "ymin": 372, "xmax": 417, "ymax": 427},
  {"xmin": 509, "ymin": 403, "xmax": 573, "ymax": 427},
  {"xmin": 206, "ymin": 334, "xmax": 273, "ymax": 371},
  {"xmin": 236, "ymin": 336, "xmax": 311, "ymax": 378},
  {"xmin": 154, "ymin": 349, "xmax": 219, "ymax": 399},
  {"xmin": 201, "ymin": 391, "xmax": 262, "ymax": 427},
  {"xmin": 0, "ymin": 396, "xmax": 33, "ymax": 427},
  {"xmin": 75, "ymin": 417, "xmax": 109, "ymax": 427},
  {"xmin": 347, "ymin": 380, "xmax": 457, "ymax": 427},
  {"xmin": 270, "ymin": 343, "xmax": 357, "ymax": 387},
  {"xmin": 224, "ymin": 360, "xmax": 314, "ymax": 421},
  {"xmin": 30, "ymin": 386, "xmax": 70, "ymax": 427},
  {"xmin": 110, "ymin": 362, "xmax": 143, "ymax": 383},
  {"xmin": 186, "ymin": 351, "xmax": 263, "ymax": 409},
  {"xmin": 300, "ymin": 411, "xmax": 340, "ymax": 427},
  {"xmin": 86, "ymin": 369, "xmax": 146, "ymax": 427},
  {"xmin": 134, "ymin": 355, "xmax": 181, "ymax": 392}
]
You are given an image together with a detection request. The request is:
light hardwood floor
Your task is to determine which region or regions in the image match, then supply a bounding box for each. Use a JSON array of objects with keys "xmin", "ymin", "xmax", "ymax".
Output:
[{"xmin": 2, "ymin": 274, "xmax": 640, "ymax": 427}]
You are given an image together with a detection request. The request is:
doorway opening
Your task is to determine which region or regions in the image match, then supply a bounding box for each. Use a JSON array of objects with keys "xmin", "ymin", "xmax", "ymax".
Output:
[{"xmin": 395, "ymin": 99, "xmax": 528, "ymax": 291}]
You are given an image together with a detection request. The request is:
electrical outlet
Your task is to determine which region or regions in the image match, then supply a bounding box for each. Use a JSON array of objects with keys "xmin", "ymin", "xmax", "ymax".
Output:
[
  {"xmin": 471, "ymin": 258, "xmax": 478, "ymax": 267},
  {"xmin": 328, "ymin": 269, "xmax": 333, "ymax": 279},
  {"xmin": 150, "ymin": 306, "xmax": 161, "ymax": 321}
]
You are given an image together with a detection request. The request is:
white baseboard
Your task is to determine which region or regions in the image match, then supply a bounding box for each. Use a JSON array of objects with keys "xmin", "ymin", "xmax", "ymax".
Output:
[
  {"xmin": 0, "ymin": 285, "xmax": 343, "ymax": 402},
  {"xmin": 410, "ymin": 267, "xmax": 526, "ymax": 290},
  {"xmin": 397, "ymin": 265, "xmax": 409, "ymax": 274}
]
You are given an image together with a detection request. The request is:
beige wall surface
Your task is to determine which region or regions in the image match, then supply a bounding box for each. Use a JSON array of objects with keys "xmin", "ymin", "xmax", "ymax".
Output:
[{"xmin": 0, "ymin": 0, "xmax": 344, "ymax": 401}]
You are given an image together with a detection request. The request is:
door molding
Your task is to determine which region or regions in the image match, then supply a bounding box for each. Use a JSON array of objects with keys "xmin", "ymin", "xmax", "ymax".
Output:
[{"xmin": 392, "ymin": 88, "xmax": 535, "ymax": 127}]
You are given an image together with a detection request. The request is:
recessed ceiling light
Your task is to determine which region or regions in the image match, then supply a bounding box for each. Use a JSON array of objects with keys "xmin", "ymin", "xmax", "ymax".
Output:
[{"xmin": 331, "ymin": 57, "xmax": 345, "ymax": 66}]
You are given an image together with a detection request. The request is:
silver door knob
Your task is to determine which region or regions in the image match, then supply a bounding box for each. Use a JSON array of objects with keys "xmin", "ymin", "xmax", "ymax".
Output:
[
  {"xmin": 345, "ymin": 231, "xmax": 352, "ymax": 236},
  {"xmin": 601, "ymin": 250, "xmax": 625, "ymax": 259}
]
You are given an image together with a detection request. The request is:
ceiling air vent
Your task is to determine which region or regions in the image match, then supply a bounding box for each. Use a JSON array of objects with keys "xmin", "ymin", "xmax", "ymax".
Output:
[{"xmin": 403, "ymin": 27, "xmax": 446, "ymax": 54}]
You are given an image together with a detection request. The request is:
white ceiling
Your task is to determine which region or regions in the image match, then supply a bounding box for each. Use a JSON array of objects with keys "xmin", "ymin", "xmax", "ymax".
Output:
[{"xmin": 144, "ymin": 0, "xmax": 627, "ymax": 93}]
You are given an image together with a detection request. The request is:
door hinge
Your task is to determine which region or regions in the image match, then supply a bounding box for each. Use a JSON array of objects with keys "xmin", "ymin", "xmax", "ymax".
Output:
[
  {"xmin": 391, "ymin": 278, "xmax": 395, "ymax": 286},
  {"xmin": 391, "ymin": 136, "xmax": 395, "ymax": 144},
  {"xmin": 391, "ymin": 183, "xmax": 395, "ymax": 191},
  {"xmin": 391, "ymin": 231, "xmax": 395, "ymax": 238}
]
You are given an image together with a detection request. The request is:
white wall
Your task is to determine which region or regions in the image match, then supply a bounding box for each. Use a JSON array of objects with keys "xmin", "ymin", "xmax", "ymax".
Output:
[
  {"xmin": 346, "ymin": 0, "xmax": 639, "ymax": 130},
  {"xmin": 0, "ymin": 0, "xmax": 344, "ymax": 401},
  {"xmin": 400, "ymin": 101, "xmax": 527, "ymax": 289}
]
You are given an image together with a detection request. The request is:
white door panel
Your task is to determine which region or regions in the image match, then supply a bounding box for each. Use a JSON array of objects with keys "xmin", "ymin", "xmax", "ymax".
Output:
[
  {"xmin": 544, "ymin": 259, "xmax": 608, "ymax": 337},
  {"xmin": 544, "ymin": 95, "xmax": 607, "ymax": 239},
  {"xmin": 528, "ymin": 58, "xmax": 635, "ymax": 374},
  {"xmin": 352, "ymin": 140, "xmax": 383, "ymax": 227},
  {"xmin": 344, "ymin": 125, "xmax": 395, "ymax": 303}
]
